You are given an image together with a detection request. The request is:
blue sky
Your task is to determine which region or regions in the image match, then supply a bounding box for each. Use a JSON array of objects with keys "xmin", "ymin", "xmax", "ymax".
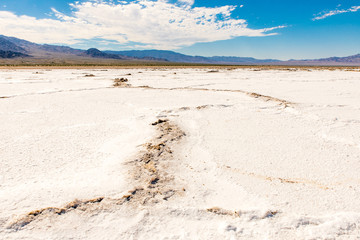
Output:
[{"xmin": 0, "ymin": 0, "xmax": 359, "ymax": 60}]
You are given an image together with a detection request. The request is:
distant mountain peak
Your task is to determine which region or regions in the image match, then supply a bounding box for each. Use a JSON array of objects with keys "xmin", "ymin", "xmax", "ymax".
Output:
[
  {"xmin": 85, "ymin": 48, "xmax": 125, "ymax": 59},
  {"xmin": 86, "ymin": 48, "xmax": 102, "ymax": 55}
]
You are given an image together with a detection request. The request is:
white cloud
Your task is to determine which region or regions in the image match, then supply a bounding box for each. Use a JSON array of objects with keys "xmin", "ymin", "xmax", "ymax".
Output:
[
  {"xmin": 313, "ymin": 5, "xmax": 360, "ymax": 21},
  {"xmin": 178, "ymin": 0, "xmax": 194, "ymax": 6},
  {"xmin": 0, "ymin": 0, "xmax": 284, "ymax": 49}
]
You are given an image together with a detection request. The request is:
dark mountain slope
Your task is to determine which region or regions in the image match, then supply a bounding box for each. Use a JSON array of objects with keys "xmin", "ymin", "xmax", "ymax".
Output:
[
  {"xmin": 0, "ymin": 35, "xmax": 85, "ymax": 57},
  {"xmin": 0, "ymin": 50, "xmax": 29, "ymax": 58},
  {"xmin": 0, "ymin": 37, "xmax": 26, "ymax": 53},
  {"xmin": 0, "ymin": 35, "xmax": 171, "ymax": 64}
]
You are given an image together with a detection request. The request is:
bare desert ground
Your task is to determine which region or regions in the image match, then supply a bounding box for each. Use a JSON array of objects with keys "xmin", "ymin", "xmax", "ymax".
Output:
[{"xmin": 1, "ymin": 67, "xmax": 360, "ymax": 239}]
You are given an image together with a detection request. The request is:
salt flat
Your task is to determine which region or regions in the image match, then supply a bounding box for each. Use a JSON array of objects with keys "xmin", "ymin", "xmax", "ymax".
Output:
[{"xmin": 1, "ymin": 68, "xmax": 360, "ymax": 239}]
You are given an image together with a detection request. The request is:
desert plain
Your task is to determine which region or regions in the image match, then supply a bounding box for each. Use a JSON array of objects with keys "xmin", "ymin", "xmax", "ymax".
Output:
[{"xmin": 1, "ymin": 67, "xmax": 360, "ymax": 239}]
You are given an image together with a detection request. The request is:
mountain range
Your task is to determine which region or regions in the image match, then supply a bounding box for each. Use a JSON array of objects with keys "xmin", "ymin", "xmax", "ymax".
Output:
[
  {"xmin": 104, "ymin": 50, "xmax": 280, "ymax": 64},
  {"xmin": 0, "ymin": 35, "xmax": 359, "ymax": 66},
  {"xmin": 0, "ymin": 35, "xmax": 161, "ymax": 65}
]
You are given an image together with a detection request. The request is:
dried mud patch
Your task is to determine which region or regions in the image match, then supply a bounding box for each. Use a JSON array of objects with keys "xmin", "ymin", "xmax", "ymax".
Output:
[
  {"xmin": 113, "ymin": 77, "xmax": 131, "ymax": 87},
  {"xmin": 207, "ymin": 70, "xmax": 219, "ymax": 73},
  {"xmin": 84, "ymin": 74, "xmax": 95, "ymax": 77}
]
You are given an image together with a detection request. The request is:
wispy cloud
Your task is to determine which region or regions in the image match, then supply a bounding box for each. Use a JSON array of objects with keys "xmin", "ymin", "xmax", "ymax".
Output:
[
  {"xmin": 313, "ymin": 5, "xmax": 360, "ymax": 21},
  {"xmin": 0, "ymin": 0, "xmax": 284, "ymax": 49}
]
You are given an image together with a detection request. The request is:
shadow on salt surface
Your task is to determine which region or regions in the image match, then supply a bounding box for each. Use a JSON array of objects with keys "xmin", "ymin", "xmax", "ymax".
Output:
[
  {"xmin": 285, "ymin": 212, "xmax": 360, "ymax": 239},
  {"xmin": 117, "ymin": 206, "xmax": 360, "ymax": 239},
  {"xmin": 319, "ymin": 131, "xmax": 360, "ymax": 150},
  {"xmin": 0, "ymin": 79, "xmax": 51, "ymax": 84},
  {"xmin": 0, "ymin": 86, "xmax": 112, "ymax": 98}
]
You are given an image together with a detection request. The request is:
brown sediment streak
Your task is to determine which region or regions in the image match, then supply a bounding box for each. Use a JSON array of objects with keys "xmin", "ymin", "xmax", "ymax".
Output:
[
  {"xmin": 124, "ymin": 119, "xmax": 186, "ymax": 205},
  {"xmin": 7, "ymin": 119, "xmax": 186, "ymax": 230},
  {"xmin": 222, "ymin": 165, "xmax": 329, "ymax": 190},
  {"xmin": 7, "ymin": 198, "xmax": 104, "ymax": 230},
  {"xmin": 157, "ymin": 104, "xmax": 231, "ymax": 116},
  {"xmin": 113, "ymin": 79, "xmax": 294, "ymax": 107},
  {"xmin": 206, "ymin": 207, "xmax": 278, "ymax": 219},
  {"xmin": 172, "ymin": 87, "xmax": 293, "ymax": 106}
]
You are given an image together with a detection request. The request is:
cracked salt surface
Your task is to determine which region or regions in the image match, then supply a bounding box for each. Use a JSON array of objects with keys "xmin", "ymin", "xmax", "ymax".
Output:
[{"xmin": 1, "ymin": 67, "xmax": 360, "ymax": 239}]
